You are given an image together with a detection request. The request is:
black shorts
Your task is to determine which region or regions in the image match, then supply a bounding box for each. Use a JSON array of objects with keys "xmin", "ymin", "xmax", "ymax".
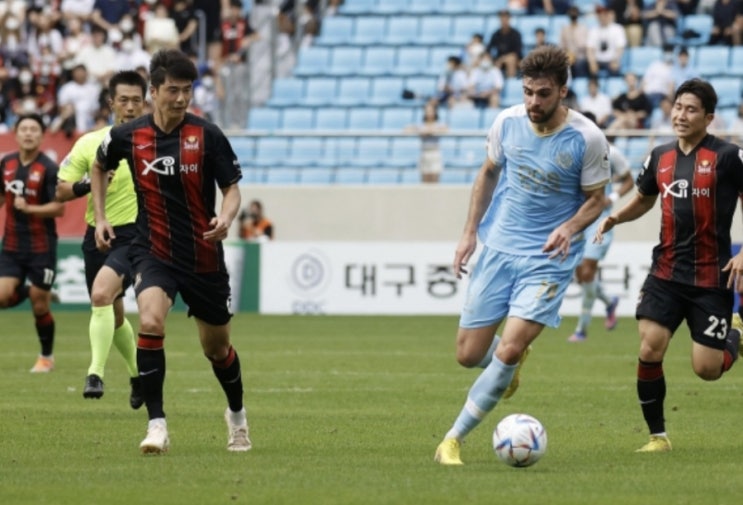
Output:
[
  {"xmin": 0, "ymin": 249, "xmax": 57, "ymax": 291},
  {"xmin": 636, "ymin": 275, "xmax": 733, "ymax": 350},
  {"xmin": 130, "ymin": 253, "xmax": 232, "ymax": 326},
  {"xmin": 82, "ymin": 224, "xmax": 136, "ymax": 296}
]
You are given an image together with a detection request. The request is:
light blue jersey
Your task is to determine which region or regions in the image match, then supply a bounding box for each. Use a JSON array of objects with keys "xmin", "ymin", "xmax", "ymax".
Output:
[{"xmin": 480, "ymin": 105, "xmax": 610, "ymax": 256}]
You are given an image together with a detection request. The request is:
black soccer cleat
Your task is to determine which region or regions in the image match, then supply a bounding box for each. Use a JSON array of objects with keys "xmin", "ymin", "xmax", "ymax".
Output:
[
  {"xmin": 83, "ymin": 374, "xmax": 104, "ymax": 399},
  {"xmin": 129, "ymin": 377, "xmax": 144, "ymax": 410}
]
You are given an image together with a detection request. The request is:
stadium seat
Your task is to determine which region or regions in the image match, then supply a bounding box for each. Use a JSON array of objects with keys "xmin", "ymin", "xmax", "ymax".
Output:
[
  {"xmin": 481, "ymin": 107, "xmax": 501, "ymax": 129},
  {"xmin": 516, "ymin": 15, "xmax": 551, "ymax": 48},
  {"xmin": 400, "ymin": 170, "xmax": 422, "ymax": 183},
  {"xmin": 266, "ymin": 78, "xmax": 305, "ymax": 107},
  {"xmin": 484, "ymin": 16, "xmax": 502, "ymax": 39},
  {"xmin": 294, "ymin": 47, "xmax": 330, "ymax": 77},
  {"xmin": 335, "ymin": 167, "xmax": 367, "ymax": 183},
  {"xmin": 327, "ymin": 47, "xmax": 364, "ymax": 76},
  {"xmin": 549, "ymin": 15, "xmax": 569, "ymax": 45},
  {"xmin": 247, "ymin": 108, "xmax": 281, "ymax": 131},
  {"xmin": 404, "ymin": 77, "xmax": 437, "ymax": 101},
  {"xmin": 716, "ymin": 107, "xmax": 737, "ymax": 131},
  {"xmin": 418, "ymin": 16, "xmax": 452, "ymax": 45},
  {"xmin": 336, "ymin": 77, "xmax": 372, "ymax": 106},
  {"xmin": 360, "ymin": 46, "xmax": 397, "ymax": 76},
  {"xmin": 409, "ymin": 0, "xmax": 442, "ymax": 14},
  {"xmin": 625, "ymin": 137, "xmax": 651, "ymax": 167},
  {"xmin": 727, "ymin": 47, "xmax": 743, "ymax": 77},
  {"xmin": 625, "ymin": 46, "xmax": 663, "ymax": 76},
  {"xmin": 353, "ymin": 16, "xmax": 387, "ymax": 45},
  {"xmin": 676, "ymin": 14, "xmax": 713, "ymax": 46},
  {"xmin": 501, "ymin": 78, "xmax": 523, "ymax": 107},
  {"xmin": 472, "ymin": 0, "xmax": 509, "ymax": 15},
  {"xmin": 603, "ymin": 76, "xmax": 626, "ymax": 98},
  {"xmin": 315, "ymin": 108, "xmax": 347, "ymax": 130},
  {"xmin": 285, "ymin": 137, "xmax": 325, "ymax": 167},
  {"xmin": 315, "ymin": 16, "xmax": 354, "ymax": 46},
  {"xmin": 240, "ymin": 167, "xmax": 263, "ymax": 184},
  {"xmin": 367, "ymin": 168, "xmax": 402, "ymax": 184},
  {"xmin": 348, "ymin": 108, "xmax": 381, "ymax": 130},
  {"xmin": 339, "ymin": 0, "xmax": 376, "ymax": 15},
  {"xmin": 394, "ymin": 47, "xmax": 431, "ymax": 76},
  {"xmin": 381, "ymin": 107, "xmax": 415, "ymax": 130},
  {"xmin": 369, "ymin": 77, "xmax": 405, "ymax": 105},
  {"xmin": 440, "ymin": 0, "xmax": 475, "ymax": 15},
  {"xmin": 451, "ymin": 16, "xmax": 486, "ymax": 45},
  {"xmin": 376, "ymin": 0, "xmax": 409, "ymax": 14},
  {"xmin": 693, "ymin": 46, "xmax": 730, "ymax": 78},
  {"xmin": 264, "ymin": 168, "xmax": 299, "ymax": 184},
  {"xmin": 354, "ymin": 137, "xmax": 391, "ymax": 166},
  {"xmin": 447, "ymin": 108, "xmax": 481, "ymax": 130},
  {"xmin": 280, "ymin": 108, "xmax": 315, "ymax": 131},
  {"xmin": 570, "ymin": 77, "xmax": 589, "ymax": 101},
  {"xmin": 303, "ymin": 78, "xmax": 338, "ymax": 106},
  {"xmin": 329, "ymin": 137, "xmax": 358, "ymax": 164},
  {"xmin": 255, "ymin": 138, "xmax": 291, "ymax": 167},
  {"xmin": 230, "ymin": 137, "xmax": 256, "ymax": 163},
  {"xmin": 457, "ymin": 138, "xmax": 485, "ymax": 166},
  {"xmin": 299, "ymin": 168, "xmax": 334, "ymax": 184},
  {"xmin": 387, "ymin": 137, "xmax": 420, "ymax": 168},
  {"xmin": 440, "ymin": 169, "xmax": 472, "ymax": 184},
  {"xmin": 429, "ymin": 46, "xmax": 463, "ymax": 69},
  {"xmin": 386, "ymin": 17, "xmax": 420, "ymax": 45},
  {"xmin": 709, "ymin": 77, "xmax": 742, "ymax": 108}
]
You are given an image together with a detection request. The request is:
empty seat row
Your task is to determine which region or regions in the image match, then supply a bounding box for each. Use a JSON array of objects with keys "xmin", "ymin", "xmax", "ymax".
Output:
[
  {"xmin": 241, "ymin": 166, "xmax": 477, "ymax": 185},
  {"xmin": 340, "ymin": 0, "xmax": 512, "ymax": 16}
]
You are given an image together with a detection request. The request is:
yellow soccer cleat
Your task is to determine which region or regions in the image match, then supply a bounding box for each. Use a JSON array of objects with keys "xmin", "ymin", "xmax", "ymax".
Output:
[
  {"xmin": 732, "ymin": 313, "xmax": 743, "ymax": 358},
  {"xmin": 636, "ymin": 435, "xmax": 672, "ymax": 453},
  {"xmin": 503, "ymin": 345, "xmax": 531, "ymax": 400},
  {"xmin": 434, "ymin": 438, "xmax": 464, "ymax": 465},
  {"xmin": 29, "ymin": 355, "xmax": 54, "ymax": 373}
]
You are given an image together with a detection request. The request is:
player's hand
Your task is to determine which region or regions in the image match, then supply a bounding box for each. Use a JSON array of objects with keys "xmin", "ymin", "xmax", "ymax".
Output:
[
  {"xmin": 453, "ymin": 233, "xmax": 477, "ymax": 279},
  {"xmin": 723, "ymin": 252, "xmax": 743, "ymax": 290},
  {"xmin": 594, "ymin": 216, "xmax": 617, "ymax": 244},
  {"xmin": 543, "ymin": 225, "xmax": 573, "ymax": 261},
  {"xmin": 13, "ymin": 196, "xmax": 28, "ymax": 212},
  {"xmin": 94, "ymin": 220, "xmax": 115, "ymax": 252},
  {"xmin": 204, "ymin": 216, "xmax": 229, "ymax": 242}
]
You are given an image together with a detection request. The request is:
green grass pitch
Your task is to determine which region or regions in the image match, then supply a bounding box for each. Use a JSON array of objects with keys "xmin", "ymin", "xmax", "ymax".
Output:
[{"xmin": 1, "ymin": 312, "xmax": 742, "ymax": 505}]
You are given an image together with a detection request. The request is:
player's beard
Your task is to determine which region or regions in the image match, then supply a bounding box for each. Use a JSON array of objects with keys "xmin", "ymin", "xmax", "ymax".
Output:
[{"xmin": 528, "ymin": 102, "xmax": 559, "ymax": 125}]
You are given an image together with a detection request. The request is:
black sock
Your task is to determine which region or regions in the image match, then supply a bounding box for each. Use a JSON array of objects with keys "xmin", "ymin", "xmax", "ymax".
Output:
[
  {"xmin": 35, "ymin": 312, "xmax": 54, "ymax": 356},
  {"xmin": 211, "ymin": 346, "xmax": 244, "ymax": 413},
  {"xmin": 722, "ymin": 328, "xmax": 740, "ymax": 372},
  {"xmin": 137, "ymin": 334, "xmax": 166, "ymax": 420},
  {"xmin": 637, "ymin": 359, "xmax": 666, "ymax": 434}
]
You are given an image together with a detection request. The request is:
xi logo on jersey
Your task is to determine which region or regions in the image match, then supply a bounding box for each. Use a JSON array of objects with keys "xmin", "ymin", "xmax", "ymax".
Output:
[
  {"xmin": 141, "ymin": 156, "xmax": 200, "ymax": 177},
  {"xmin": 4, "ymin": 179, "xmax": 25, "ymax": 196}
]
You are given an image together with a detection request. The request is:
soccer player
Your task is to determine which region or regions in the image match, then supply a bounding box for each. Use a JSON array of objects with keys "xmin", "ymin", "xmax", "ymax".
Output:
[
  {"xmin": 55, "ymin": 71, "xmax": 148, "ymax": 407},
  {"xmin": 91, "ymin": 49, "xmax": 250, "ymax": 454},
  {"xmin": 434, "ymin": 45, "xmax": 610, "ymax": 465},
  {"xmin": 0, "ymin": 113, "xmax": 64, "ymax": 372},
  {"xmin": 568, "ymin": 113, "xmax": 635, "ymax": 342},
  {"xmin": 596, "ymin": 78, "xmax": 743, "ymax": 452}
]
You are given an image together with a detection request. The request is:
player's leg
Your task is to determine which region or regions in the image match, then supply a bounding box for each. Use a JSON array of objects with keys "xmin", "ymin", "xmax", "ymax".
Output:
[
  {"xmin": 687, "ymin": 288, "xmax": 739, "ymax": 380},
  {"xmin": 110, "ymin": 296, "xmax": 142, "ymax": 409},
  {"xmin": 184, "ymin": 270, "xmax": 251, "ymax": 452},
  {"xmin": 0, "ymin": 252, "xmax": 27, "ymax": 308},
  {"xmin": 27, "ymin": 256, "xmax": 56, "ymax": 373},
  {"xmin": 569, "ymin": 258, "xmax": 599, "ymax": 342},
  {"xmin": 85, "ymin": 264, "xmax": 120, "ymax": 397}
]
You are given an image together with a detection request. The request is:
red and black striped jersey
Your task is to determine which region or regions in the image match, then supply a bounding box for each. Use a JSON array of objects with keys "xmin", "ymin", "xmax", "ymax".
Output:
[
  {"xmin": 1, "ymin": 151, "xmax": 58, "ymax": 254},
  {"xmin": 96, "ymin": 113, "xmax": 242, "ymax": 273},
  {"xmin": 637, "ymin": 134, "xmax": 743, "ymax": 288}
]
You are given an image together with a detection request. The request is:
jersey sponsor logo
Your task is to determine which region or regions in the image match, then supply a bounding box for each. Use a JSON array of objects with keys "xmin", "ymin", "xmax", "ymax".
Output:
[
  {"xmin": 661, "ymin": 179, "xmax": 688, "ymax": 199},
  {"xmin": 4, "ymin": 179, "xmax": 24, "ymax": 195},
  {"xmin": 696, "ymin": 159, "xmax": 712, "ymax": 174},
  {"xmin": 141, "ymin": 156, "xmax": 177, "ymax": 176},
  {"xmin": 180, "ymin": 163, "xmax": 199, "ymax": 174},
  {"xmin": 29, "ymin": 172, "xmax": 41, "ymax": 182},
  {"xmin": 183, "ymin": 135, "xmax": 199, "ymax": 151}
]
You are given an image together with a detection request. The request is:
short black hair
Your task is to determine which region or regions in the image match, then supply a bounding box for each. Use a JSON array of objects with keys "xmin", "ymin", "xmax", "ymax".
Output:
[
  {"xmin": 14, "ymin": 112, "xmax": 46, "ymax": 133},
  {"xmin": 109, "ymin": 70, "xmax": 148, "ymax": 99},
  {"xmin": 149, "ymin": 49, "xmax": 198, "ymax": 88},
  {"xmin": 674, "ymin": 78, "xmax": 718, "ymax": 114}
]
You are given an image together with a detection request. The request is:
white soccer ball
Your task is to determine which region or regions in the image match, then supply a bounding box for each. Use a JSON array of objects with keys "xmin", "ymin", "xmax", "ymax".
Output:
[{"xmin": 492, "ymin": 413, "xmax": 547, "ymax": 467}]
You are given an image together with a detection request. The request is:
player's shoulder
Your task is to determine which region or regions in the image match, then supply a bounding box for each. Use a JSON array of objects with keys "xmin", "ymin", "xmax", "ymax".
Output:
[
  {"xmin": 565, "ymin": 109, "xmax": 604, "ymax": 140},
  {"xmin": 111, "ymin": 115, "xmax": 151, "ymax": 137},
  {"xmin": 704, "ymin": 134, "xmax": 742, "ymax": 158},
  {"xmin": 74, "ymin": 125, "xmax": 112, "ymax": 149},
  {"xmin": 489, "ymin": 104, "xmax": 526, "ymax": 129},
  {"xmin": 0, "ymin": 151, "xmax": 17, "ymax": 164},
  {"xmin": 185, "ymin": 113, "xmax": 226, "ymax": 137},
  {"xmin": 36, "ymin": 151, "xmax": 59, "ymax": 170}
]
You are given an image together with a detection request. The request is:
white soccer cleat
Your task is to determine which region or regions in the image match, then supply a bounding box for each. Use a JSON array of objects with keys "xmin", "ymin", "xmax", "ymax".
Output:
[
  {"xmin": 225, "ymin": 407, "xmax": 252, "ymax": 452},
  {"xmin": 140, "ymin": 418, "xmax": 169, "ymax": 455}
]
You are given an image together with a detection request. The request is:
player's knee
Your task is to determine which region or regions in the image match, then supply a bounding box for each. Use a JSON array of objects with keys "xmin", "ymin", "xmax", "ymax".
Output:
[
  {"xmin": 90, "ymin": 286, "xmax": 116, "ymax": 307},
  {"xmin": 456, "ymin": 349, "xmax": 482, "ymax": 368},
  {"xmin": 139, "ymin": 315, "xmax": 165, "ymax": 336},
  {"xmin": 692, "ymin": 362, "xmax": 722, "ymax": 381}
]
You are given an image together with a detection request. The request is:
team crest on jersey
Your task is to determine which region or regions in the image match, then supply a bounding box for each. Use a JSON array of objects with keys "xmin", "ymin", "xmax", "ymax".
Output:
[
  {"xmin": 183, "ymin": 135, "xmax": 200, "ymax": 151},
  {"xmin": 556, "ymin": 151, "xmax": 573, "ymax": 169},
  {"xmin": 696, "ymin": 159, "xmax": 712, "ymax": 174},
  {"xmin": 29, "ymin": 172, "xmax": 41, "ymax": 182}
]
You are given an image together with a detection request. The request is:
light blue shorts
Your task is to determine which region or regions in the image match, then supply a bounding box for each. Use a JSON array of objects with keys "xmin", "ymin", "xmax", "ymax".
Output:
[
  {"xmin": 582, "ymin": 218, "xmax": 613, "ymax": 261},
  {"xmin": 459, "ymin": 246, "xmax": 581, "ymax": 329}
]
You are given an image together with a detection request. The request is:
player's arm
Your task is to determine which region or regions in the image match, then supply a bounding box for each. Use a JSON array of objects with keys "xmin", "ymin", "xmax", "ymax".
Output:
[
  {"xmin": 91, "ymin": 157, "xmax": 115, "ymax": 250},
  {"xmin": 14, "ymin": 198, "xmax": 65, "ymax": 218},
  {"xmin": 543, "ymin": 185, "xmax": 606, "ymax": 260},
  {"xmin": 204, "ymin": 183, "xmax": 241, "ymax": 243},
  {"xmin": 597, "ymin": 190, "xmax": 657, "ymax": 237},
  {"xmin": 56, "ymin": 133, "xmax": 95, "ymax": 202},
  {"xmin": 56, "ymin": 178, "xmax": 91, "ymax": 202}
]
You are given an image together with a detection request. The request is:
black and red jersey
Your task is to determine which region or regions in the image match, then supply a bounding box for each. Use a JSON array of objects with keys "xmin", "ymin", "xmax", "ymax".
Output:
[
  {"xmin": 637, "ymin": 134, "xmax": 743, "ymax": 288},
  {"xmin": 1, "ymin": 151, "xmax": 58, "ymax": 254},
  {"xmin": 96, "ymin": 113, "xmax": 242, "ymax": 273}
]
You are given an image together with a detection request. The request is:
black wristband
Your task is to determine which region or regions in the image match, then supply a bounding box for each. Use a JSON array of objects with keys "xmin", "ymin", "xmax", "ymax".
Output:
[{"xmin": 72, "ymin": 181, "xmax": 91, "ymax": 197}]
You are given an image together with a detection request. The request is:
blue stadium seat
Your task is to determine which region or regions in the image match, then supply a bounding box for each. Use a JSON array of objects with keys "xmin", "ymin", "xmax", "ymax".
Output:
[
  {"xmin": 440, "ymin": 0, "xmax": 474, "ymax": 14},
  {"xmin": 393, "ymin": 47, "xmax": 430, "ymax": 76},
  {"xmin": 329, "ymin": 137, "xmax": 358, "ymax": 164},
  {"xmin": 294, "ymin": 47, "xmax": 330, "ymax": 77},
  {"xmin": 727, "ymin": 47, "xmax": 743, "ymax": 77},
  {"xmin": 381, "ymin": 107, "xmax": 415, "ymax": 130},
  {"xmin": 266, "ymin": 78, "xmax": 305, "ymax": 107},
  {"xmin": 230, "ymin": 137, "xmax": 256, "ymax": 163},
  {"xmin": 367, "ymin": 168, "xmax": 402, "ymax": 184},
  {"xmin": 247, "ymin": 108, "xmax": 281, "ymax": 131},
  {"xmin": 400, "ymin": 170, "xmax": 422, "ymax": 183},
  {"xmin": 315, "ymin": 16, "xmax": 354, "ymax": 46},
  {"xmin": 570, "ymin": 77, "xmax": 590, "ymax": 101},
  {"xmin": 501, "ymin": 78, "xmax": 523, "ymax": 107},
  {"xmin": 481, "ymin": 107, "xmax": 501, "ymax": 128},
  {"xmin": 353, "ymin": 16, "xmax": 387, "ymax": 45},
  {"xmin": 285, "ymin": 137, "xmax": 325, "ymax": 167},
  {"xmin": 255, "ymin": 138, "xmax": 290, "ymax": 167},
  {"xmin": 440, "ymin": 137, "xmax": 459, "ymax": 163},
  {"xmin": 336, "ymin": 77, "xmax": 371, "ymax": 106},
  {"xmin": 339, "ymin": 0, "xmax": 376, "ymax": 14},
  {"xmin": 240, "ymin": 167, "xmax": 263, "ymax": 184},
  {"xmin": 418, "ymin": 16, "xmax": 452, "ymax": 45},
  {"xmin": 429, "ymin": 46, "xmax": 462, "ymax": 68},
  {"xmin": 625, "ymin": 46, "xmax": 663, "ymax": 76},
  {"xmin": 451, "ymin": 16, "xmax": 486, "ymax": 45},
  {"xmin": 327, "ymin": 47, "xmax": 364, "ymax": 76},
  {"xmin": 516, "ymin": 15, "xmax": 551, "ymax": 48},
  {"xmin": 440, "ymin": 169, "xmax": 472, "ymax": 184},
  {"xmin": 676, "ymin": 14, "xmax": 713, "ymax": 46},
  {"xmin": 484, "ymin": 16, "xmax": 502, "ymax": 38},
  {"xmin": 299, "ymin": 168, "xmax": 334, "ymax": 184},
  {"xmin": 472, "ymin": 0, "xmax": 509, "ymax": 15},
  {"xmin": 716, "ymin": 107, "xmax": 737, "ymax": 130},
  {"xmin": 360, "ymin": 46, "xmax": 397, "ymax": 76},
  {"xmin": 376, "ymin": 0, "xmax": 409, "ymax": 14},
  {"xmin": 625, "ymin": 137, "xmax": 651, "ymax": 167},
  {"xmin": 693, "ymin": 46, "xmax": 730, "ymax": 77},
  {"xmin": 549, "ymin": 15, "xmax": 569, "ymax": 45},
  {"xmin": 303, "ymin": 78, "xmax": 338, "ymax": 106},
  {"xmin": 354, "ymin": 137, "xmax": 391, "ymax": 167},
  {"xmin": 447, "ymin": 108, "xmax": 481, "ymax": 130},
  {"xmin": 264, "ymin": 168, "xmax": 299, "ymax": 184},
  {"xmin": 386, "ymin": 17, "xmax": 420, "ymax": 45},
  {"xmin": 387, "ymin": 137, "xmax": 420, "ymax": 168},
  {"xmin": 409, "ymin": 0, "xmax": 442, "ymax": 14},
  {"xmin": 335, "ymin": 168, "xmax": 367, "ymax": 183},
  {"xmin": 280, "ymin": 108, "xmax": 315, "ymax": 130},
  {"xmin": 457, "ymin": 138, "xmax": 485, "ymax": 166},
  {"xmin": 369, "ymin": 77, "xmax": 405, "ymax": 105},
  {"xmin": 603, "ymin": 76, "xmax": 626, "ymax": 98},
  {"xmin": 404, "ymin": 76, "xmax": 437, "ymax": 100},
  {"xmin": 315, "ymin": 108, "xmax": 347, "ymax": 130},
  {"xmin": 348, "ymin": 108, "xmax": 381, "ymax": 130},
  {"xmin": 709, "ymin": 77, "xmax": 742, "ymax": 108}
]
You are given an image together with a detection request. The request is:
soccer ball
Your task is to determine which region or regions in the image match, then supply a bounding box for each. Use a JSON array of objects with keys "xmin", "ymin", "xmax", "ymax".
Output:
[{"xmin": 492, "ymin": 413, "xmax": 547, "ymax": 467}]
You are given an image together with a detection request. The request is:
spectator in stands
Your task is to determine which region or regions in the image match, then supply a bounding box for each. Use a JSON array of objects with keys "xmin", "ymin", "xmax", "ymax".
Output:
[
  {"xmin": 52, "ymin": 64, "xmax": 100, "ymax": 136},
  {"xmin": 60, "ymin": 16, "xmax": 92, "ymax": 72},
  {"xmin": 671, "ymin": 47, "xmax": 698, "ymax": 87},
  {"xmin": 466, "ymin": 53, "xmax": 504, "ymax": 109},
  {"xmin": 75, "ymin": 25, "xmax": 118, "ymax": 85},
  {"xmin": 533, "ymin": 27, "xmax": 548, "ymax": 50},
  {"xmin": 172, "ymin": 0, "xmax": 199, "ymax": 55},
  {"xmin": 405, "ymin": 102, "xmax": 448, "ymax": 184},
  {"xmin": 677, "ymin": 0, "xmax": 701, "ymax": 15},
  {"xmin": 27, "ymin": 9, "xmax": 64, "ymax": 64},
  {"xmin": 608, "ymin": 0, "xmax": 645, "ymax": 48},
  {"xmin": 0, "ymin": 64, "xmax": 10, "ymax": 132},
  {"xmin": 710, "ymin": 0, "xmax": 743, "ymax": 45},
  {"xmin": 0, "ymin": 9, "xmax": 28, "ymax": 68},
  {"xmin": 607, "ymin": 72, "xmax": 652, "ymax": 131},
  {"xmin": 580, "ymin": 76, "xmax": 613, "ymax": 128},
  {"xmin": 649, "ymin": 95, "xmax": 674, "ymax": 142},
  {"xmin": 90, "ymin": 0, "xmax": 132, "ymax": 33},
  {"xmin": 60, "ymin": 0, "xmax": 96, "ymax": 23},
  {"xmin": 432, "ymin": 55, "xmax": 470, "ymax": 108},
  {"xmin": 8, "ymin": 65, "xmax": 46, "ymax": 119},
  {"xmin": 239, "ymin": 200, "xmax": 274, "ymax": 242},
  {"xmin": 144, "ymin": 1, "xmax": 180, "ymax": 54},
  {"xmin": 527, "ymin": 0, "xmax": 570, "ymax": 14},
  {"xmin": 463, "ymin": 33, "xmax": 486, "ymax": 69},
  {"xmin": 193, "ymin": 0, "xmax": 233, "ymax": 69},
  {"xmin": 587, "ymin": 6, "xmax": 627, "ymax": 78},
  {"xmin": 117, "ymin": 13, "xmax": 143, "ymax": 50},
  {"xmin": 220, "ymin": 0, "xmax": 258, "ymax": 128},
  {"xmin": 560, "ymin": 6, "xmax": 589, "ymax": 78},
  {"xmin": 642, "ymin": 0, "xmax": 679, "ymax": 47},
  {"xmin": 115, "ymin": 33, "xmax": 152, "ymax": 71},
  {"xmin": 193, "ymin": 68, "xmax": 218, "ymax": 122},
  {"xmin": 486, "ymin": 10, "xmax": 523, "ymax": 78},
  {"xmin": 642, "ymin": 45, "xmax": 676, "ymax": 109}
]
